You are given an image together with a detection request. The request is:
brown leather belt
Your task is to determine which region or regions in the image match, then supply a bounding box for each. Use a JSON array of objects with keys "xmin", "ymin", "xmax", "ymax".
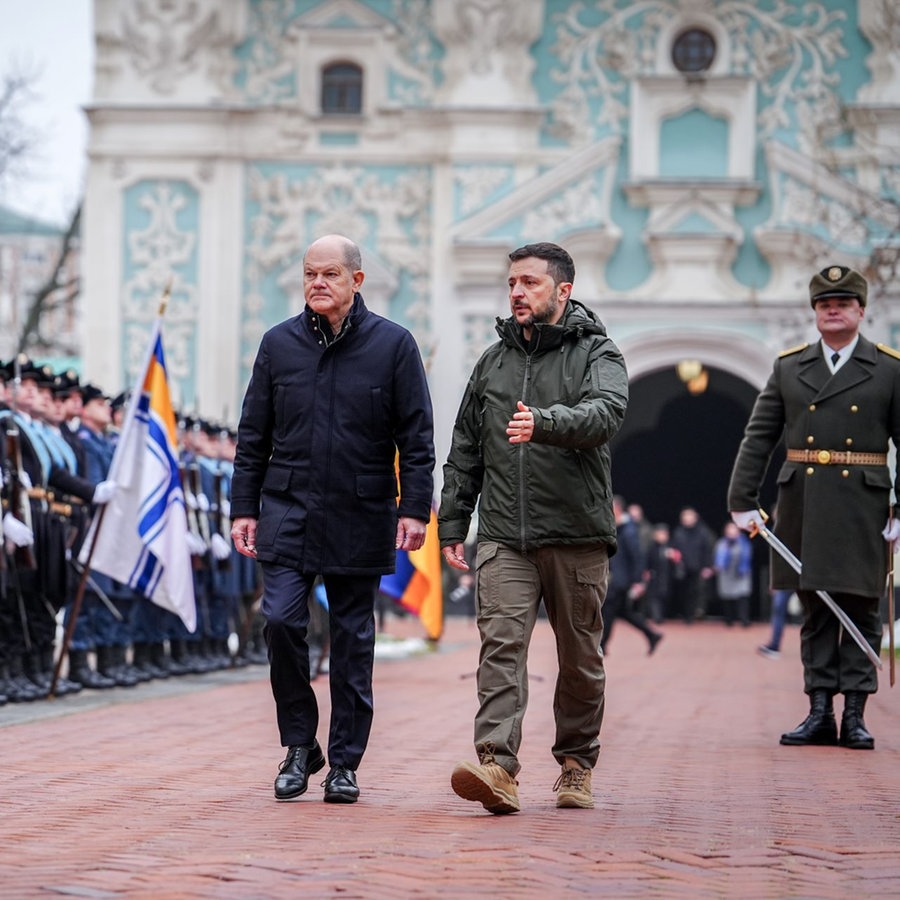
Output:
[{"xmin": 787, "ymin": 449, "xmax": 887, "ymax": 466}]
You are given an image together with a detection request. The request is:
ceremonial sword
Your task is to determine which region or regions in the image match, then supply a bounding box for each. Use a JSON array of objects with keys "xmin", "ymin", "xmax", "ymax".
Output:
[
  {"xmin": 750, "ymin": 512, "xmax": 882, "ymax": 671},
  {"xmin": 887, "ymin": 510, "xmax": 896, "ymax": 687}
]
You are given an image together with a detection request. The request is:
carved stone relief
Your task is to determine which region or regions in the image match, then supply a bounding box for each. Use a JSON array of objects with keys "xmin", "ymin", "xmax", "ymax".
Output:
[
  {"xmin": 546, "ymin": 0, "xmax": 849, "ymax": 152},
  {"xmin": 242, "ymin": 164, "xmax": 432, "ymax": 375},
  {"xmin": 454, "ymin": 167, "xmax": 514, "ymax": 218},
  {"xmin": 432, "ymin": 0, "xmax": 544, "ymax": 105},
  {"xmin": 103, "ymin": 0, "xmax": 244, "ymax": 98},
  {"xmin": 121, "ymin": 181, "xmax": 199, "ymax": 404}
]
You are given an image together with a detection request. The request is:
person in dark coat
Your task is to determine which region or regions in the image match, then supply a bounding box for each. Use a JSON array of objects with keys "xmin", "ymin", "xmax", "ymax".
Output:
[
  {"xmin": 644, "ymin": 522, "xmax": 680, "ymax": 623},
  {"xmin": 670, "ymin": 506, "xmax": 715, "ymax": 622},
  {"xmin": 231, "ymin": 234, "xmax": 435, "ymax": 804},
  {"xmin": 601, "ymin": 496, "xmax": 663, "ymax": 655},
  {"xmin": 729, "ymin": 264, "xmax": 900, "ymax": 750}
]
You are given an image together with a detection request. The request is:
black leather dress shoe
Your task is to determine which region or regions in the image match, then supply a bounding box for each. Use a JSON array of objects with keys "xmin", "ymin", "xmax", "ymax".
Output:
[
  {"xmin": 322, "ymin": 765, "xmax": 359, "ymax": 803},
  {"xmin": 274, "ymin": 742, "xmax": 326, "ymax": 800}
]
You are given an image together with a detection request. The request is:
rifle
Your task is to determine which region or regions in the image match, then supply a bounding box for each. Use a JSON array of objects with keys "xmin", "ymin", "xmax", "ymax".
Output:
[
  {"xmin": 5, "ymin": 358, "xmax": 37, "ymax": 570},
  {"xmin": 179, "ymin": 460, "xmax": 205, "ymax": 571},
  {"xmin": 211, "ymin": 424, "xmax": 231, "ymax": 572},
  {"xmin": 188, "ymin": 457, "xmax": 213, "ymax": 563}
]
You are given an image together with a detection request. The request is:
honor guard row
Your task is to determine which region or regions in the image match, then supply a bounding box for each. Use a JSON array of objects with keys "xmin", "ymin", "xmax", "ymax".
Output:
[{"xmin": 0, "ymin": 357, "xmax": 262, "ymax": 706}]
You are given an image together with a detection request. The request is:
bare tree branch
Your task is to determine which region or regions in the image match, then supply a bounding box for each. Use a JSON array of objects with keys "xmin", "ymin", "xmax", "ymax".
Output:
[
  {"xmin": 0, "ymin": 64, "xmax": 41, "ymax": 194},
  {"xmin": 17, "ymin": 203, "xmax": 81, "ymax": 354}
]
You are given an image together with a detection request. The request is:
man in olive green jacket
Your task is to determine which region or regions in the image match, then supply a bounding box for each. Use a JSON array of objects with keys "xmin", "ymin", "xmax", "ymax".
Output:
[
  {"xmin": 439, "ymin": 242, "xmax": 628, "ymax": 813},
  {"xmin": 729, "ymin": 265, "xmax": 900, "ymax": 751}
]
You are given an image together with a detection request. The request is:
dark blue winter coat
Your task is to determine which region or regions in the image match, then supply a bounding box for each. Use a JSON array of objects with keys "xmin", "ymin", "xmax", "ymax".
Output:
[{"xmin": 231, "ymin": 293, "xmax": 435, "ymax": 575}]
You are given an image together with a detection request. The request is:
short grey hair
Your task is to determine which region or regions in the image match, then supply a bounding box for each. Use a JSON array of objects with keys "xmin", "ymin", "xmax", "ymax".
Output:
[{"xmin": 343, "ymin": 239, "xmax": 362, "ymax": 272}]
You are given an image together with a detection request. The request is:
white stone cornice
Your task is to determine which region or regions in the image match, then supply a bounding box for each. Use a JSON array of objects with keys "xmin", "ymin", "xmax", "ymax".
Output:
[
  {"xmin": 623, "ymin": 180, "xmax": 761, "ymax": 209},
  {"xmin": 764, "ymin": 140, "xmax": 899, "ymax": 229},
  {"xmin": 451, "ymin": 138, "xmax": 621, "ymax": 240}
]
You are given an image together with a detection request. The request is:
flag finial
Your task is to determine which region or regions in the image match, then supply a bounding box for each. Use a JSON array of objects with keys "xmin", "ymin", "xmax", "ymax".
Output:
[{"xmin": 158, "ymin": 280, "xmax": 173, "ymax": 317}]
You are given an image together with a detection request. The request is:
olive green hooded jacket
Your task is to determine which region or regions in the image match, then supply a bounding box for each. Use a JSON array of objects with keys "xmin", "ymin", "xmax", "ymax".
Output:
[{"xmin": 438, "ymin": 299, "xmax": 628, "ymax": 554}]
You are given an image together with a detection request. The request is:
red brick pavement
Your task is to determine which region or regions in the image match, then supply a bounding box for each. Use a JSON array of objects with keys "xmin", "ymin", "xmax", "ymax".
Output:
[{"xmin": 2, "ymin": 616, "xmax": 899, "ymax": 898}]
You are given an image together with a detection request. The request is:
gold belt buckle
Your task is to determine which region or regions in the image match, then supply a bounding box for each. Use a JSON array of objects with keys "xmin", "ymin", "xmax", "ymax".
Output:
[{"xmin": 816, "ymin": 450, "xmax": 832, "ymax": 465}]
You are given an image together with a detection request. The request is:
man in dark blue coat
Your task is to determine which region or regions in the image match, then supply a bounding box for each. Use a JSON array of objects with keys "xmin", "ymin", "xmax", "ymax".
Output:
[
  {"xmin": 600, "ymin": 496, "xmax": 662, "ymax": 655},
  {"xmin": 231, "ymin": 234, "xmax": 435, "ymax": 803}
]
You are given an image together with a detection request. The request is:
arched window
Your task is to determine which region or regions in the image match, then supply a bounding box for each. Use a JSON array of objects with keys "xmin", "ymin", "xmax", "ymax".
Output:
[
  {"xmin": 321, "ymin": 62, "xmax": 363, "ymax": 115},
  {"xmin": 671, "ymin": 28, "xmax": 716, "ymax": 74}
]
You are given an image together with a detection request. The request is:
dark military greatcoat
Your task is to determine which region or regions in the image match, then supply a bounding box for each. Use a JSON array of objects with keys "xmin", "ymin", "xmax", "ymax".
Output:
[{"xmin": 728, "ymin": 335, "xmax": 900, "ymax": 598}]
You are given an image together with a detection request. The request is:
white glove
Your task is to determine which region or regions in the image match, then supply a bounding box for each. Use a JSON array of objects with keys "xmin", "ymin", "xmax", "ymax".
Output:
[
  {"xmin": 92, "ymin": 480, "xmax": 118, "ymax": 505},
  {"xmin": 2, "ymin": 512, "xmax": 35, "ymax": 548},
  {"xmin": 882, "ymin": 518, "xmax": 900, "ymax": 547},
  {"xmin": 196, "ymin": 493, "xmax": 210, "ymax": 512},
  {"xmin": 220, "ymin": 498, "xmax": 231, "ymax": 520},
  {"xmin": 184, "ymin": 491, "xmax": 199, "ymax": 510},
  {"xmin": 730, "ymin": 510, "xmax": 760, "ymax": 532},
  {"xmin": 186, "ymin": 531, "xmax": 207, "ymax": 555},
  {"xmin": 18, "ymin": 469, "xmax": 32, "ymax": 490},
  {"xmin": 210, "ymin": 533, "xmax": 231, "ymax": 561},
  {"xmin": 189, "ymin": 532, "xmax": 205, "ymax": 554}
]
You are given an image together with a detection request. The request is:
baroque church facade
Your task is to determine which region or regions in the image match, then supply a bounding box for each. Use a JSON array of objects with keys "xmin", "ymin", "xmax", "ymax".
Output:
[{"xmin": 81, "ymin": 0, "xmax": 900, "ymax": 529}]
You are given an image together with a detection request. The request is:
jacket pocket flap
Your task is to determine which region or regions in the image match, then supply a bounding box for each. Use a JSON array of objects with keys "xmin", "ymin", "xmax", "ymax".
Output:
[
  {"xmin": 356, "ymin": 474, "xmax": 397, "ymax": 499},
  {"xmin": 862, "ymin": 468, "xmax": 892, "ymax": 489},
  {"xmin": 776, "ymin": 465, "xmax": 797, "ymax": 485},
  {"xmin": 576, "ymin": 564, "xmax": 605, "ymax": 587},
  {"xmin": 262, "ymin": 465, "xmax": 292, "ymax": 493},
  {"xmin": 475, "ymin": 540, "xmax": 500, "ymax": 570}
]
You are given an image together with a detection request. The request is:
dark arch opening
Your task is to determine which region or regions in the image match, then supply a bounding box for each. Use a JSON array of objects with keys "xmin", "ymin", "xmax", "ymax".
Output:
[{"xmin": 610, "ymin": 364, "xmax": 783, "ymax": 620}]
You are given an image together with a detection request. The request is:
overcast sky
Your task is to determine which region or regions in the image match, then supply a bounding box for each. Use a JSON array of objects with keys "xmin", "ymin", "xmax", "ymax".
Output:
[{"xmin": 0, "ymin": 0, "xmax": 93, "ymax": 226}]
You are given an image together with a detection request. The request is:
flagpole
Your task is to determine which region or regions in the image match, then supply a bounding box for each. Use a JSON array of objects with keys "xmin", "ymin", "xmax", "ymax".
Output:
[
  {"xmin": 49, "ymin": 284, "xmax": 172, "ymax": 698},
  {"xmin": 49, "ymin": 505, "xmax": 108, "ymax": 698}
]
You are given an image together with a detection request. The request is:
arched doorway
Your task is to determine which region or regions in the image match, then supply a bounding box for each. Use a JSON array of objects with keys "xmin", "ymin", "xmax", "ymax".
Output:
[{"xmin": 610, "ymin": 364, "xmax": 783, "ymax": 620}]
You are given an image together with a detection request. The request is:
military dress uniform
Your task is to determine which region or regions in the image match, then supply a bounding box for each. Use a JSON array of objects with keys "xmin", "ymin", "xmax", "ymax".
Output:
[{"xmin": 728, "ymin": 266, "xmax": 899, "ymax": 749}]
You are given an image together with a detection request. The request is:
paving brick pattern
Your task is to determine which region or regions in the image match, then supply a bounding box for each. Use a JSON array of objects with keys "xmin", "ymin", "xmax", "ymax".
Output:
[{"xmin": 2, "ymin": 617, "xmax": 898, "ymax": 898}]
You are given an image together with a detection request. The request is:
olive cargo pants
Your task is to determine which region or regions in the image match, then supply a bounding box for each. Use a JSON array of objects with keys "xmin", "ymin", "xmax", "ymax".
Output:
[{"xmin": 471, "ymin": 541, "xmax": 609, "ymax": 777}]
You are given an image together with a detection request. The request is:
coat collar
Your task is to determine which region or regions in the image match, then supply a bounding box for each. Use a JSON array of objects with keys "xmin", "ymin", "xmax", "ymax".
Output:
[
  {"xmin": 303, "ymin": 292, "xmax": 368, "ymax": 344},
  {"xmin": 495, "ymin": 298, "xmax": 607, "ymax": 352},
  {"xmin": 797, "ymin": 333, "xmax": 876, "ymax": 402}
]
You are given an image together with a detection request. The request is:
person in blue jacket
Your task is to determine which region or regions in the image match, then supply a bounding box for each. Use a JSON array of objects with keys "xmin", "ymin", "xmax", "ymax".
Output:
[
  {"xmin": 713, "ymin": 522, "xmax": 753, "ymax": 627},
  {"xmin": 231, "ymin": 234, "xmax": 435, "ymax": 804}
]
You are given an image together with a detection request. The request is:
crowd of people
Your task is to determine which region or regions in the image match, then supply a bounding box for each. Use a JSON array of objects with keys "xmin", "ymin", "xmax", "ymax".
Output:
[
  {"xmin": 596, "ymin": 500, "xmax": 761, "ymax": 650},
  {"xmin": 0, "ymin": 358, "xmax": 265, "ymax": 706}
]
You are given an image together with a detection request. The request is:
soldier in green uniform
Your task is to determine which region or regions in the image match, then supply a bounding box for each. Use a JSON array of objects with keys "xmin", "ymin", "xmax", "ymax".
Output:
[{"xmin": 728, "ymin": 265, "xmax": 899, "ymax": 750}]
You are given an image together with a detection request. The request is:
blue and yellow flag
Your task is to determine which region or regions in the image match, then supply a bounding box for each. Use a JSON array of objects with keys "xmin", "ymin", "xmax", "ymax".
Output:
[{"xmin": 381, "ymin": 507, "xmax": 443, "ymax": 641}]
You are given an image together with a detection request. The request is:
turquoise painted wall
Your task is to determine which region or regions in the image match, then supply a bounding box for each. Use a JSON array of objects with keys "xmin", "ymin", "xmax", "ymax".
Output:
[{"xmin": 231, "ymin": 0, "xmax": 883, "ymax": 333}]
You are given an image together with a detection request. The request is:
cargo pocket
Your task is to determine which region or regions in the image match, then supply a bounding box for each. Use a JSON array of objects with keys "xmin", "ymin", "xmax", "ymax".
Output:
[
  {"xmin": 574, "ymin": 558, "xmax": 607, "ymax": 631},
  {"xmin": 474, "ymin": 541, "xmax": 501, "ymax": 615}
]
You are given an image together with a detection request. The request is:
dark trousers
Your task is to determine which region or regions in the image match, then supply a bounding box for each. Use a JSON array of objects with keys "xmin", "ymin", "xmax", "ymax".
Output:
[
  {"xmin": 674, "ymin": 572, "xmax": 703, "ymax": 622},
  {"xmin": 261, "ymin": 563, "xmax": 379, "ymax": 769},
  {"xmin": 798, "ymin": 590, "xmax": 882, "ymax": 695},
  {"xmin": 600, "ymin": 587, "xmax": 657, "ymax": 652}
]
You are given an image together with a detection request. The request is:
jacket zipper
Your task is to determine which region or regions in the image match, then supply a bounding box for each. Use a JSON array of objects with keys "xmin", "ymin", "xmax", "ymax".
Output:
[{"xmin": 518, "ymin": 331, "xmax": 539, "ymax": 553}]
